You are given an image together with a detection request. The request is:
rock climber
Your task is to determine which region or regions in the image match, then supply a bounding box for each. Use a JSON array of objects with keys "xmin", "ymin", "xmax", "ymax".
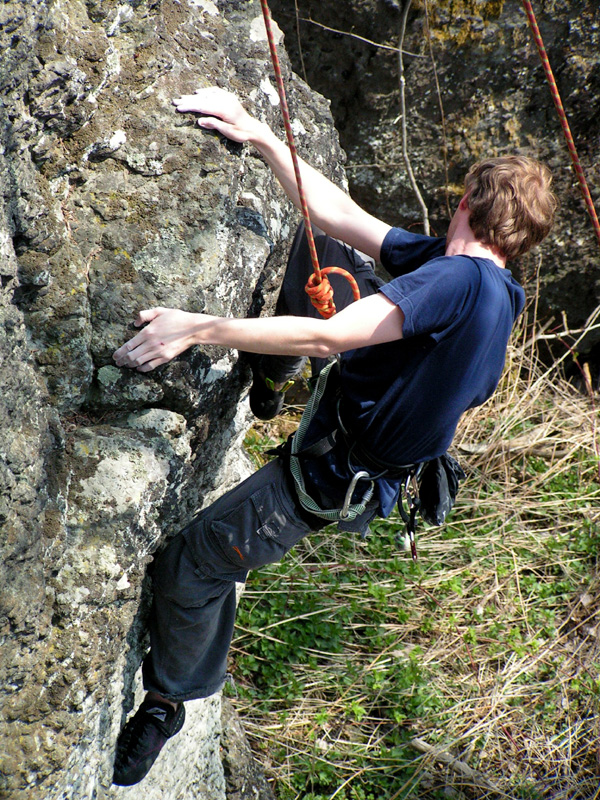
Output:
[{"xmin": 110, "ymin": 86, "xmax": 557, "ymax": 785}]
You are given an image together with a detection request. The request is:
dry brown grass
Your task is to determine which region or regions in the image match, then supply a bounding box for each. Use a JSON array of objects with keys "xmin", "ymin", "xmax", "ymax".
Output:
[{"xmin": 235, "ymin": 303, "xmax": 600, "ymax": 800}]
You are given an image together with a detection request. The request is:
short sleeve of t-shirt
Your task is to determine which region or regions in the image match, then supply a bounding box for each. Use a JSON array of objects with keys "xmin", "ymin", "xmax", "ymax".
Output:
[
  {"xmin": 379, "ymin": 257, "xmax": 481, "ymax": 340},
  {"xmin": 380, "ymin": 227, "xmax": 446, "ymax": 277}
]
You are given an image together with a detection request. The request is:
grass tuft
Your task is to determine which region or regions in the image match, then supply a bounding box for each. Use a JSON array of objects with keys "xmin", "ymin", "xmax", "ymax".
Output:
[{"xmin": 233, "ymin": 304, "xmax": 600, "ymax": 800}]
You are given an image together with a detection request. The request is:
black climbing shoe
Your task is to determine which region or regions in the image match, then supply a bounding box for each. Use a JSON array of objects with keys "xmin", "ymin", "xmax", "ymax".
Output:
[
  {"xmin": 245, "ymin": 353, "xmax": 304, "ymax": 420},
  {"xmin": 249, "ymin": 372, "xmax": 295, "ymax": 420},
  {"xmin": 112, "ymin": 697, "xmax": 186, "ymax": 786}
]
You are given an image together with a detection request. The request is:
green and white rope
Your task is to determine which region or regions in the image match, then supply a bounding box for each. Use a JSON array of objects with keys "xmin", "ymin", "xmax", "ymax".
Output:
[{"xmin": 289, "ymin": 361, "xmax": 374, "ymax": 522}]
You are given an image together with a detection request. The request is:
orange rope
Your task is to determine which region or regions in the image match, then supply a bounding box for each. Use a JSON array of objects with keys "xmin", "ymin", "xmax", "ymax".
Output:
[
  {"xmin": 259, "ymin": 0, "xmax": 361, "ymax": 317},
  {"xmin": 522, "ymin": 0, "xmax": 600, "ymax": 248}
]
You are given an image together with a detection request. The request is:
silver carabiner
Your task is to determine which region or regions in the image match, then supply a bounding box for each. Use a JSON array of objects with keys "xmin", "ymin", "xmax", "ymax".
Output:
[
  {"xmin": 340, "ymin": 470, "xmax": 372, "ymax": 519},
  {"xmin": 403, "ymin": 472, "xmax": 418, "ymax": 510}
]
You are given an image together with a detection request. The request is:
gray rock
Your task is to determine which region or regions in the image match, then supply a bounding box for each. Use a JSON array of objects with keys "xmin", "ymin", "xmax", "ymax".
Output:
[
  {"xmin": 0, "ymin": 1, "xmax": 346, "ymax": 797},
  {"xmin": 221, "ymin": 697, "xmax": 277, "ymax": 800}
]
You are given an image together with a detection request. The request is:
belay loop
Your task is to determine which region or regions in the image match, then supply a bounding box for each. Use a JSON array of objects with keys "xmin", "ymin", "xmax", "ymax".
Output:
[{"xmin": 259, "ymin": 0, "xmax": 361, "ymax": 317}]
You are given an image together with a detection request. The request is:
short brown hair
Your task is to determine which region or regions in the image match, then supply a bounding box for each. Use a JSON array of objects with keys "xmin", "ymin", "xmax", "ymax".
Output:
[{"xmin": 464, "ymin": 155, "xmax": 557, "ymax": 260}]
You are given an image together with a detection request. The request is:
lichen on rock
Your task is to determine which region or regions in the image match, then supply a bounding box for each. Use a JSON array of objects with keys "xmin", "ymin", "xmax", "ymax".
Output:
[{"xmin": 0, "ymin": 1, "xmax": 346, "ymax": 797}]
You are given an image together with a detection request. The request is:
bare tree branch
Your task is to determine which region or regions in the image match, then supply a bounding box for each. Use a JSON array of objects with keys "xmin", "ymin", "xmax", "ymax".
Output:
[
  {"xmin": 298, "ymin": 16, "xmax": 427, "ymax": 58},
  {"xmin": 293, "ymin": 0, "xmax": 308, "ymax": 83},
  {"xmin": 398, "ymin": 0, "xmax": 430, "ymax": 234}
]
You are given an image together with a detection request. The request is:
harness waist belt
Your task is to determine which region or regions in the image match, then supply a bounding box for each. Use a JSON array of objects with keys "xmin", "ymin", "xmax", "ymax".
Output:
[
  {"xmin": 336, "ymin": 402, "xmax": 417, "ymax": 480},
  {"xmin": 284, "ymin": 360, "xmax": 421, "ymax": 524}
]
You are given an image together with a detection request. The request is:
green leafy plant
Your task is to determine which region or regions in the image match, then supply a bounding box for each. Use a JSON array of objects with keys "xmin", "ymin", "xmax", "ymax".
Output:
[{"xmin": 233, "ymin": 319, "xmax": 600, "ymax": 799}]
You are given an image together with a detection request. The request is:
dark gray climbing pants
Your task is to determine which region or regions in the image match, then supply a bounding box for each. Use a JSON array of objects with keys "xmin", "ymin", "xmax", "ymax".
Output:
[
  {"xmin": 142, "ymin": 458, "xmax": 319, "ymax": 700},
  {"xmin": 142, "ymin": 224, "xmax": 383, "ymax": 701}
]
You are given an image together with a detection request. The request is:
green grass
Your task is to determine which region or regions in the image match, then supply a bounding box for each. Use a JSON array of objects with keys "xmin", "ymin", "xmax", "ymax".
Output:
[{"xmin": 231, "ymin": 318, "xmax": 600, "ymax": 800}]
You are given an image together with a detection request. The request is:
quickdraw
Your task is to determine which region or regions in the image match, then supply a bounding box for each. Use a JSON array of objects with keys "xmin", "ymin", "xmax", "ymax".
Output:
[{"xmin": 397, "ymin": 472, "xmax": 421, "ymax": 561}]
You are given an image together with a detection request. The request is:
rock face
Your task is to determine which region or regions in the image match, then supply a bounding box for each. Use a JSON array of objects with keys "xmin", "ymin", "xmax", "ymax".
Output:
[
  {"xmin": 269, "ymin": 0, "xmax": 600, "ymax": 352},
  {"xmin": 2, "ymin": 0, "xmax": 598, "ymax": 796},
  {"xmin": 0, "ymin": 1, "xmax": 345, "ymax": 797},
  {"xmin": 220, "ymin": 698, "xmax": 276, "ymax": 800}
]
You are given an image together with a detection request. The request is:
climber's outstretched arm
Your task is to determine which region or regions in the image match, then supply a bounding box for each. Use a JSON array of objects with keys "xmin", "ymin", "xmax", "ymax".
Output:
[
  {"xmin": 113, "ymin": 293, "xmax": 404, "ymax": 373},
  {"xmin": 173, "ymin": 87, "xmax": 391, "ymax": 262}
]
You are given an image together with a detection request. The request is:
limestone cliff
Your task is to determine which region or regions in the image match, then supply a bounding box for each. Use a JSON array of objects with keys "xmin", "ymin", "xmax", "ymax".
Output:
[{"xmin": 0, "ymin": 1, "xmax": 345, "ymax": 797}]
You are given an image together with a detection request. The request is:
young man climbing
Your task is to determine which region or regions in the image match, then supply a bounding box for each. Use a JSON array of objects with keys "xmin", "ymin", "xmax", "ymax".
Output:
[{"xmin": 110, "ymin": 87, "xmax": 557, "ymax": 786}]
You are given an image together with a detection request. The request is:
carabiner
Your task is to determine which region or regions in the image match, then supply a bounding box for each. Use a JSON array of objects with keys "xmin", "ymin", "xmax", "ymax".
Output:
[{"xmin": 340, "ymin": 470, "xmax": 372, "ymax": 519}]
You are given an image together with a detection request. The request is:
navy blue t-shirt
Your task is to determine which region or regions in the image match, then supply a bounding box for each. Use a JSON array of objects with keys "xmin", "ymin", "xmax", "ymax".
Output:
[{"xmin": 301, "ymin": 227, "xmax": 526, "ymax": 517}]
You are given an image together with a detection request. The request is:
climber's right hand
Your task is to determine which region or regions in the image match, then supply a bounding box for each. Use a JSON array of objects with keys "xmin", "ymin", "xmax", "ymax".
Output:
[{"xmin": 172, "ymin": 87, "xmax": 264, "ymax": 143}]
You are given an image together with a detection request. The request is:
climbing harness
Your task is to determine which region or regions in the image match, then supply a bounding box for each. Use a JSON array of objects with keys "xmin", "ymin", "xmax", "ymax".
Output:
[
  {"xmin": 259, "ymin": 0, "xmax": 361, "ymax": 317},
  {"xmin": 287, "ymin": 361, "xmax": 380, "ymax": 524},
  {"xmin": 280, "ymin": 356, "xmax": 465, "ymax": 556},
  {"xmin": 522, "ymin": 1, "xmax": 600, "ymax": 249},
  {"xmin": 276, "ymin": 357, "xmax": 463, "ymax": 561}
]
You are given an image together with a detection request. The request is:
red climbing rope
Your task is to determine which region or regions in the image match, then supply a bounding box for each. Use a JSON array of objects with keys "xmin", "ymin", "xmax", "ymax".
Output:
[
  {"xmin": 522, "ymin": 0, "xmax": 600, "ymax": 249},
  {"xmin": 259, "ymin": 0, "xmax": 361, "ymax": 318}
]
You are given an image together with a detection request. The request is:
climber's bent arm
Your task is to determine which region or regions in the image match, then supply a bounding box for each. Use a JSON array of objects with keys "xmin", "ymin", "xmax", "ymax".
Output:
[
  {"xmin": 173, "ymin": 88, "xmax": 391, "ymax": 262},
  {"xmin": 113, "ymin": 294, "xmax": 404, "ymax": 373}
]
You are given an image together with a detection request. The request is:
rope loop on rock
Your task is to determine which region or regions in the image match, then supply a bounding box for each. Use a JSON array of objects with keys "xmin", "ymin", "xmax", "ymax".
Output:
[{"xmin": 259, "ymin": 0, "xmax": 361, "ymax": 316}]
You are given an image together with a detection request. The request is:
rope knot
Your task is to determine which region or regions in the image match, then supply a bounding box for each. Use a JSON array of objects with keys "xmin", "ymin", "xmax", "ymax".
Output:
[
  {"xmin": 305, "ymin": 273, "xmax": 336, "ymax": 318},
  {"xmin": 305, "ymin": 267, "xmax": 362, "ymax": 319}
]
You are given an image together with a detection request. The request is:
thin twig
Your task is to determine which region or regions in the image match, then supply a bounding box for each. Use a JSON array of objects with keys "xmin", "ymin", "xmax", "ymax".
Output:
[
  {"xmin": 534, "ymin": 320, "xmax": 600, "ymax": 342},
  {"xmin": 398, "ymin": 0, "xmax": 430, "ymax": 234},
  {"xmin": 410, "ymin": 737, "xmax": 500, "ymax": 790},
  {"xmin": 299, "ymin": 16, "xmax": 427, "ymax": 58},
  {"xmin": 293, "ymin": 0, "xmax": 308, "ymax": 83}
]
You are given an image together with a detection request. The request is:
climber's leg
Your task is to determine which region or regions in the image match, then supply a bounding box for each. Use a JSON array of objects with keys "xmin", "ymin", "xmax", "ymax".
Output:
[{"xmin": 113, "ymin": 458, "xmax": 319, "ymax": 785}]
